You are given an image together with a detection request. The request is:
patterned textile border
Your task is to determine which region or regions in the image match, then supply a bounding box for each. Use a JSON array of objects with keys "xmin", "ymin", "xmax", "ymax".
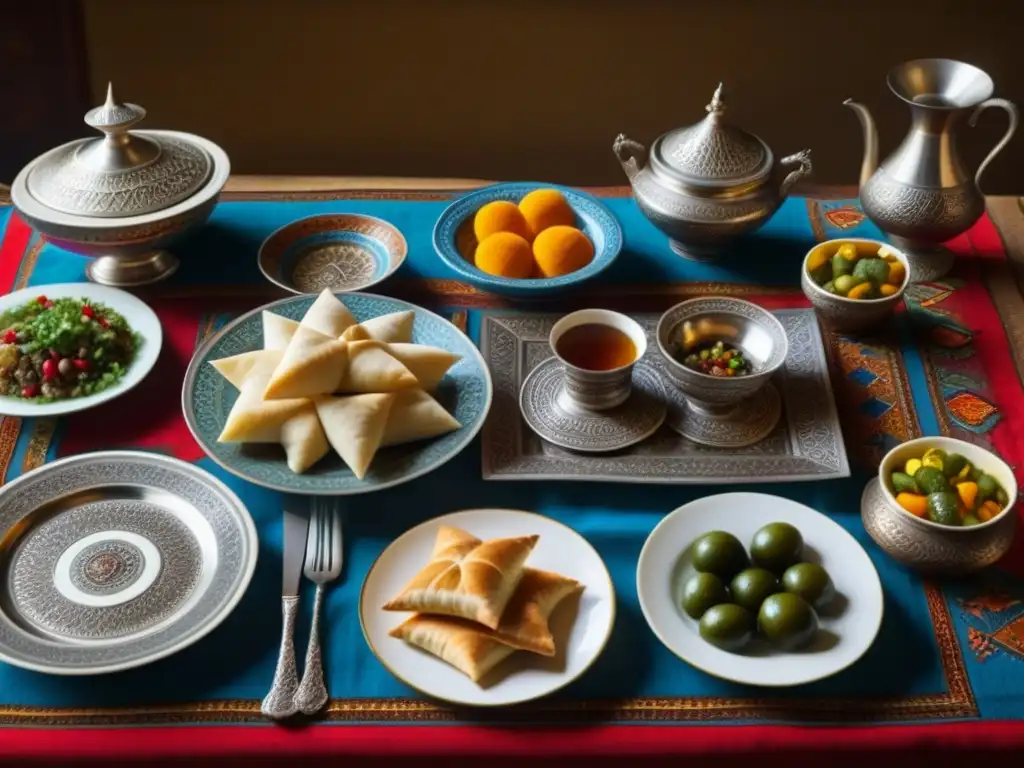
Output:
[{"xmin": 0, "ymin": 186, "xmax": 984, "ymax": 726}]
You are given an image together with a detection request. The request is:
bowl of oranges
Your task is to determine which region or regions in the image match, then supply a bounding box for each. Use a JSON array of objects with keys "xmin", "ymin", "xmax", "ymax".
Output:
[{"xmin": 432, "ymin": 182, "xmax": 623, "ymax": 297}]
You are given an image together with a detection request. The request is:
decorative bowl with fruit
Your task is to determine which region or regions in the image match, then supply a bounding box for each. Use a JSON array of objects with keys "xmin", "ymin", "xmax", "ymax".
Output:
[
  {"xmin": 801, "ymin": 238, "xmax": 910, "ymax": 331},
  {"xmin": 432, "ymin": 182, "xmax": 622, "ymax": 297},
  {"xmin": 861, "ymin": 436, "xmax": 1018, "ymax": 574}
]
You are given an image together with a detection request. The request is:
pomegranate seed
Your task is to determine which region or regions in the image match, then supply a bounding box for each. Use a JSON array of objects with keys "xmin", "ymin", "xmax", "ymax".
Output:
[
  {"xmin": 21, "ymin": 384, "xmax": 39, "ymax": 398},
  {"xmin": 2, "ymin": 330, "xmax": 16, "ymax": 344},
  {"xmin": 35, "ymin": 295, "xmax": 47, "ymax": 305},
  {"xmin": 81, "ymin": 304, "xmax": 95, "ymax": 318},
  {"xmin": 41, "ymin": 359, "xmax": 57, "ymax": 382},
  {"xmin": 73, "ymin": 358, "xmax": 89, "ymax": 371},
  {"xmin": 98, "ymin": 317, "xmax": 109, "ymax": 329}
]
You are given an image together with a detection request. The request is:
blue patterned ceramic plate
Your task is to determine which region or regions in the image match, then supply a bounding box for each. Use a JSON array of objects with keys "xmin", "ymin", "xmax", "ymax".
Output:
[
  {"xmin": 182, "ymin": 293, "xmax": 492, "ymax": 495},
  {"xmin": 258, "ymin": 214, "xmax": 407, "ymax": 295},
  {"xmin": 432, "ymin": 182, "xmax": 623, "ymax": 297}
]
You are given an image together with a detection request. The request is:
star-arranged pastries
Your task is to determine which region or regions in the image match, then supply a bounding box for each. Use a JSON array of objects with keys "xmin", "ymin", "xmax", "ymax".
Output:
[
  {"xmin": 210, "ymin": 290, "xmax": 463, "ymax": 478},
  {"xmin": 386, "ymin": 526, "xmax": 584, "ymax": 682}
]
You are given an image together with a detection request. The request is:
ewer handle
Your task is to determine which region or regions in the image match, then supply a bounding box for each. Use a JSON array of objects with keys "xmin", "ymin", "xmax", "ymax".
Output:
[{"xmin": 969, "ymin": 98, "xmax": 1019, "ymax": 189}]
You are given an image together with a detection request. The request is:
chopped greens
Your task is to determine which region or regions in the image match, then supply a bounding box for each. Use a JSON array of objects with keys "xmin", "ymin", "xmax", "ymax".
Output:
[{"xmin": 0, "ymin": 295, "xmax": 139, "ymax": 402}]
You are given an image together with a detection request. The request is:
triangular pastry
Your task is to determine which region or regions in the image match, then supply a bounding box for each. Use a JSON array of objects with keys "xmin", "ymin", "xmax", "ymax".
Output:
[
  {"xmin": 490, "ymin": 567, "xmax": 583, "ymax": 656},
  {"xmin": 381, "ymin": 389, "xmax": 461, "ymax": 447},
  {"xmin": 301, "ymin": 289, "xmax": 357, "ymax": 338},
  {"xmin": 398, "ymin": 528, "xmax": 581, "ymax": 656},
  {"xmin": 262, "ymin": 311, "xmax": 300, "ymax": 351},
  {"xmin": 314, "ymin": 393, "xmax": 395, "ymax": 479},
  {"xmin": 388, "ymin": 568, "xmax": 582, "ymax": 679},
  {"xmin": 387, "ymin": 343, "xmax": 461, "ymax": 391},
  {"xmin": 218, "ymin": 357, "xmax": 309, "ymax": 443},
  {"xmin": 383, "ymin": 527, "xmax": 538, "ymax": 629},
  {"xmin": 388, "ymin": 616, "xmax": 516, "ymax": 683},
  {"xmin": 278, "ymin": 402, "xmax": 331, "ymax": 473},
  {"xmin": 263, "ymin": 326, "xmax": 348, "ymax": 399},
  {"xmin": 210, "ymin": 349, "xmax": 283, "ymax": 390},
  {"xmin": 341, "ymin": 310, "xmax": 415, "ymax": 344},
  {"xmin": 336, "ymin": 340, "xmax": 418, "ymax": 393}
]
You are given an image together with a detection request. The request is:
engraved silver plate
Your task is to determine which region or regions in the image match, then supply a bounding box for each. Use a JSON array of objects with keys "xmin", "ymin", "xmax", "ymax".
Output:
[
  {"xmin": 481, "ymin": 309, "xmax": 849, "ymax": 484},
  {"xmin": 0, "ymin": 451, "xmax": 257, "ymax": 675},
  {"xmin": 519, "ymin": 358, "xmax": 667, "ymax": 453},
  {"xmin": 665, "ymin": 380, "xmax": 782, "ymax": 449}
]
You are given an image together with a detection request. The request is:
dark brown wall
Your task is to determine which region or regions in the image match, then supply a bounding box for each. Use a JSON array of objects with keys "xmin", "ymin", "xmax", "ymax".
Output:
[{"xmin": 25, "ymin": 0, "xmax": 1024, "ymax": 193}]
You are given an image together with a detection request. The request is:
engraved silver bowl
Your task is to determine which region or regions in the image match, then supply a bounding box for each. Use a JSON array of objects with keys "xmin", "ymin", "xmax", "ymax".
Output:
[
  {"xmin": 862, "ymin": 436, "xmax": 1018, "ymax": 574},
  {"xmin": 655, "ymin": 297, "xmax": 788, "ymax": 411},
  {"xmin": 10, "ymin": 85, "xmax": 229, "ymax": 288},
  {"xmin": 801, "ymin": 238, "xmax": 909, "ymax": 332}
]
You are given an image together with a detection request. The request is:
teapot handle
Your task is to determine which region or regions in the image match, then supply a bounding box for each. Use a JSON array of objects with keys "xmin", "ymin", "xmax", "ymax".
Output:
[
  {"xmin": 969, "ymin": 98, "xmax": 1019, "ymax": 189},
  {"xmin": 778, "ymin": 149, "xmax": 813, "ymax": 198},
  {"xmin": 613, "ymin": 134, "xmax": 647, "ymax": 181}
]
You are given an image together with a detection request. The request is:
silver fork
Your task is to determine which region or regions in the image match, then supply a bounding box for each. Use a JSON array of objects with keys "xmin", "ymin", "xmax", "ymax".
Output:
[{"xmin": 293, "ymin": 497, "xmax": 343, "ymax": 715}]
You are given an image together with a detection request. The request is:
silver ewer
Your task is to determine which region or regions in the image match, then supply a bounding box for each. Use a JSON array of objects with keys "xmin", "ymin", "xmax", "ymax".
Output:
[{"xmin": 846, "ymin": 58, "xmax": 1019, "ymax": 282}]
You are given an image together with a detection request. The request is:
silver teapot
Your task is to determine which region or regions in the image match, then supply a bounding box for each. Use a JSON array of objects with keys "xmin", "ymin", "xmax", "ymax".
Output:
[
  {"xmin": 614, "ymin": 84, "xmax": 812, "ymax": 261},
  {"xmin": 846, "ymin": 59, "xmax": 1018, "ymax": 282}
]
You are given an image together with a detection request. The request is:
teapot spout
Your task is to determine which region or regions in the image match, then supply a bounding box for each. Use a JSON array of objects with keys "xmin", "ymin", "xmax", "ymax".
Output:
[{"xmin": 843, "ymin": 99, "xmax": 878, "ymax": 188}]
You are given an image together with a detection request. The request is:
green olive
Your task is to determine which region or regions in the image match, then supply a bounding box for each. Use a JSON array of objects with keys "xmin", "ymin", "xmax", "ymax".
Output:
[
  {"xmin": 680, "ymin": 573, "xmax": 729, "ymax": 620},
  {"xmin": 729, "ymin": 568, "xmax": 779, "ymax": 613},
  {"xmin": 758, "ymin": 593, "xmax": 819, "ymax": 650},
  {"xmin": 750, "ymin": 522, "xmax": 804, "ymax": 574},
  {"xmin": 780, "ymin": 563, "xmax": 835, "ymax": 610},
  {"xmin": 690, "ymin": 531, "xmax": 749, "ymax": 580},
  {"xmin": 699, "ymin": 603, "xmax": 754, "ymax": 652}
]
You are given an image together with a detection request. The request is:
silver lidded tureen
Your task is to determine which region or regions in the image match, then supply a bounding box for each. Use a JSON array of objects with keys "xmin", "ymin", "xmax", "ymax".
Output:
[
  {"xmin": 613, "ymin": 84, "xmax": 812, "ymax": 261},
  {"xmin": 11, "ymin": 84, "xmax": 229, "ymax": 287}
]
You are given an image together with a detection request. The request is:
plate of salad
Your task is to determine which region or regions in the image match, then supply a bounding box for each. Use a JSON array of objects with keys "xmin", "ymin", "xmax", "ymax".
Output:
[{"xmin": 0, "ymin": 283, "xmax": 161, "ymax": 417}]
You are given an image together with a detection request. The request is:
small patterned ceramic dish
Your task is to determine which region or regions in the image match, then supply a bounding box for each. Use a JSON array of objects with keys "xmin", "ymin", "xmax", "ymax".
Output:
[
  {"xmin": 862, "ymin": 436, "xmax": 1018, "ymax": 574},
  {"xmin": 432, "ymin": 182, "xmax": 623, "ymax": 297},
  {"xmin": 801, "ymin": 238, "xmax": 910, "ymax": 332},
  {"xmin": 182, "ymin": 292, "xmax": 492, "ymax": 495},
  {"xmin": 0, "ymin": 451, "xmax": 257, "ymax": 675},
  {"xmin": 258, "ymin": 214, "xmax": 407, "ymax": 295}
]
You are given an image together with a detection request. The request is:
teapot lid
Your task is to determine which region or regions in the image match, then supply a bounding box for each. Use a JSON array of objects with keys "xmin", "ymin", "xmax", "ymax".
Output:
[
  {"xmin": 650, "ymin": 84, "xmax": 773, "ymax": 189},
  {"xmin": 24, "ymin": 84, "xmax": 213, "ymax": 218}
]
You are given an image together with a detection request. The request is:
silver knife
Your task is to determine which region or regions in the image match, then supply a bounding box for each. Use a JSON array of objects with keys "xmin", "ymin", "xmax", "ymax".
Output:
[{"xmin": 260, "ymin": 503, "xmax": 309, "ymax": 720}]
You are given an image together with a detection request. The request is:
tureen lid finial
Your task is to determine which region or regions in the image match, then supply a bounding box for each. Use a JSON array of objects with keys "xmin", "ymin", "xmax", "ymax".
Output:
[{"xmin": 706, "ymin": 83, "xmax": 725, "ymax": 115}]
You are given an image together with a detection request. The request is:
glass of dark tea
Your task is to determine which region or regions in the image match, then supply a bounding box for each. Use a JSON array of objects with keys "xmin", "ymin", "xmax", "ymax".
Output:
[{"xmin": 549, "ymin": 309, "xmax": 647, "ymax": 411}]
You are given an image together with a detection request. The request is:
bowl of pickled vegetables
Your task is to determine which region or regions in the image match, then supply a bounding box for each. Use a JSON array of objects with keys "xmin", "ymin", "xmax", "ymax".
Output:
[
  {"xmin": 801, "ymin": 238, "xmax": 909, "ymax": 332},
  {"xmin": 865, "ymin": 437, "xmax": 1018, "ymax": 573}
]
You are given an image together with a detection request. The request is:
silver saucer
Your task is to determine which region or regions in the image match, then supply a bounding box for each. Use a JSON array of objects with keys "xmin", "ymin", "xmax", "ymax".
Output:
[
  {"xmin": 0, "ymin": 451, "xmax": 258, "ymax": 675},
  {"xmin": 519, "ymin": 357, "xmax": 667, "ymax": 453},
  {"xmin": 665, "ymin": 380, "xmax": 782, "ymax": 448}
]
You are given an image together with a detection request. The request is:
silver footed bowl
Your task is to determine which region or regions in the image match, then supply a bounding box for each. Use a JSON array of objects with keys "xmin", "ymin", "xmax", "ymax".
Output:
[
  {"xmin": 863, "ymin": 436, "xmax": 1018, "ymax": 574},
  {"xmin": 655, "ymin": 297, "xmax": 788, "ymax": 410},
  {"xmin": 801, "ymin": 238, "xmax": 909, "ymax": 333}
]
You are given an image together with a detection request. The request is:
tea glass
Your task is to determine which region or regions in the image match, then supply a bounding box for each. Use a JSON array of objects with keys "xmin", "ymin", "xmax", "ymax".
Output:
[{"xmin": 549, "ymin": 309, "xmax": 647, "ymax": 411}]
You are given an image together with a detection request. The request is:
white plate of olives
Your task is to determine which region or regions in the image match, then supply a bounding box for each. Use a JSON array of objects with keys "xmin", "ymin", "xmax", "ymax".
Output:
[{"xmin": 636, "ymin": 492, "xmax": 883, "ymax": 686}]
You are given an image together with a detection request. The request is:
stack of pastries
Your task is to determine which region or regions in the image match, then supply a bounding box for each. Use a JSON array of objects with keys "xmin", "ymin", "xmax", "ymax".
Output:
[
  {"xmin": 209, "ymin": 289, "xmax": 463, "ymax": 477},
  {"xmin": 385, "ymin": 526, "xmax": 584, "ymax": 683}
]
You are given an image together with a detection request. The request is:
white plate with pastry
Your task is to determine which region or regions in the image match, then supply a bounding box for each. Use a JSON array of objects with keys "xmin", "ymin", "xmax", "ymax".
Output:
[
  {"xmin": 181, "ymin": 289, "xmax": 492, "ymax": 494},
  {"xmin": 360, "ymin": 508, "xmax": 615, "ymax": 706}
]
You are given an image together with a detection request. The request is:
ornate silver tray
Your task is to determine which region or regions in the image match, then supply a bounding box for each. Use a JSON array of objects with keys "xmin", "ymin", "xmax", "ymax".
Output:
[
  {"xmin": 480, "ymin": 309, "xmax": 849, "ymax": 483},
  {"xmin": 0, "ymin": 451, "xmax": 258, "ymax": 675}
]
